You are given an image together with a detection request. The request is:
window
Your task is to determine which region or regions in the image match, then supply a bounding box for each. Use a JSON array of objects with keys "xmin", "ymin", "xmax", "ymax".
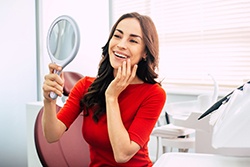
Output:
[{"xmin": 110, "ymin": 0, "xmax": 250, "ymax": 93}]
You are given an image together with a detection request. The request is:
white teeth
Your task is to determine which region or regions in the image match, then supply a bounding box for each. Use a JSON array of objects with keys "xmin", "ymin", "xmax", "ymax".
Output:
[{"xmin": 115, "ymin": 52, "xmax": 127, "ymax": 59}]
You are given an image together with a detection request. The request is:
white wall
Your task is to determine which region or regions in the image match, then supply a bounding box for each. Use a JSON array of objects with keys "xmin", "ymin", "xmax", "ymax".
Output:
[
  {"xmin": 0, "ymin": 0, "xmax": 109, "ymax": 166},
  {"xmin": 0, "ymin": 1, "xmax": 37, "ymax": 166},
  {"xmin": 38, "ymin": 0, "xmax": 110, "ymax": 100}
]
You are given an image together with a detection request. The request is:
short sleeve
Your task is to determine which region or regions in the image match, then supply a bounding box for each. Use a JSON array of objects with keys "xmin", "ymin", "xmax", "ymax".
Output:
[
  {"xmin": 128, "ymin": 84, "xmax": 166, "ymax": 147},
  {"xmin": 57, "ymin": 76, "xmax": 94, "ymax": 128}
]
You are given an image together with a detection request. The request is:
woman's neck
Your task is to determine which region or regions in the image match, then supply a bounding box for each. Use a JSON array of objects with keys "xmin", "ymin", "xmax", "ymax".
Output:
[{"xmin": 130, "ymin": 76, "xmax": 144, "ymax": 84}]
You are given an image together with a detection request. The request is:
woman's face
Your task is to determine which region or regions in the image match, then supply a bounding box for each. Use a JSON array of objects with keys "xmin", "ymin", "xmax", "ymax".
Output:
[{"xmin": 108, "ymin": 18, "xmax": 146, "ymax": 70}]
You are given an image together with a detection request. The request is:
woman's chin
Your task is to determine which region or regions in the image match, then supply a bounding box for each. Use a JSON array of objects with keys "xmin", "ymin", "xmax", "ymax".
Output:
[{"xmin": 110, "ymin": 62, "xmax": 122, "ymax": 69}]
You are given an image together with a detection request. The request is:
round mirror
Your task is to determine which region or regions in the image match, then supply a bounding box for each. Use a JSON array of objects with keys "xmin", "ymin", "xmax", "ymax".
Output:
[{"xmin": 47, "ymin": 15, "xmax": 80, "ymax": 99}]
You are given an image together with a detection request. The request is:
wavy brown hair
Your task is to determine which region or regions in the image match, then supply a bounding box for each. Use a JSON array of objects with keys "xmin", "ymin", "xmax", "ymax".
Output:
[{"xmin": 80, "ymin": 12, "xmax": 160, "ymax": 122}]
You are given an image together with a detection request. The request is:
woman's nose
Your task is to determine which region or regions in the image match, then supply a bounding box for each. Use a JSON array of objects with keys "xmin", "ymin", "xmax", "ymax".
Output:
[{"xmin": 117, "ymin": 39, "xmax": 127, "ymax": 49}]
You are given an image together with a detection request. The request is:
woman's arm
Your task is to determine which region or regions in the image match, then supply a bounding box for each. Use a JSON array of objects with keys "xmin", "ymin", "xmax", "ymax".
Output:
[
  {"xmin": 105, "ymin": 60, "xmax": 140, "ymax": 163},
  {"xmin": 42, "ymin": 100, "xmax": 67, "ymax": 143},
  {"xmin": 42, "ymin": 63, "xmax": 67, "ymax": 143},
  {"xmin": 105, "ymin": 96, "xmax": 140, "ymax": 163}
]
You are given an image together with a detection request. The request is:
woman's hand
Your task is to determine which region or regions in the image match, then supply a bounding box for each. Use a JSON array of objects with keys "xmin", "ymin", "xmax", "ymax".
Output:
[
  {"xmin": 43, "ymin": 63, "xmax": 64, "ymax": 102},
  {"xmin": 105, "ymin": 59, "xmax": 138, "ymax": 99}
]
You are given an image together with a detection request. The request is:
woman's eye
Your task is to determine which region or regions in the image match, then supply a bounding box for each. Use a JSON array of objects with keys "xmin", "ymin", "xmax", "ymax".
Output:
[
  {"xmin": 113, "ymin": 34, "xmax": 121, "ymax": 38},
  {"xmin": 130, "ymin": 39, "xmax": 138, "ymax": 43}
]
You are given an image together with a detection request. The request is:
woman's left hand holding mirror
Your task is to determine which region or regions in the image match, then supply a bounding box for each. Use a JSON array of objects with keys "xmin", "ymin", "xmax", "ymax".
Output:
[{"xmin": 44, "ymin": 15, "xmax": 80, "ymax": 100}]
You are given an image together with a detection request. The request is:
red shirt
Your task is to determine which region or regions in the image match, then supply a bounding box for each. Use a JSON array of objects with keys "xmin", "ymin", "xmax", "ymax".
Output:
[{"xmin": 57, "ymin": 76, "xmax": 166, "ymax": 167}]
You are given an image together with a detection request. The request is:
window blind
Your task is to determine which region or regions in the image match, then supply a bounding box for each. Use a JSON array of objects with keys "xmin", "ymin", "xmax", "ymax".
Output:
[{"xmin": 111, "ymin": 0, "xmax": 250, "ymax": 91}]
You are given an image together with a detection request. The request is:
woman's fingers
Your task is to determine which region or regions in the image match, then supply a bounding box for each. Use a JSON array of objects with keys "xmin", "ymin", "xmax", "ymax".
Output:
[
  {"xmin": 129, "ymin": 64, "xmax": 138, "ymax": 82},
  {"xmin": 43, "ymin": 75, "xmax": 63, "ymax": 95},
  {"xmin": 121, "ymin": 59, "xmax": 135, "ymax": 82},
  {"xmin": 125, "ymin": 58, "xmax": 131, "ymax": 77},
  {"xmin": 122, "ymin": 60, "xmax": 127, "ymax": 78},
  {"xmin": 113, "ymin": 59, "xmax": 137, "ymax": 88},
  {"xmin": 44, "ymin": 72, "xmax": 64, "ymax": 86},
  {"xmin": 43, "ymin": 82, "xmax": 62, "ymax": 98},
  {"xmin": 48, "ymin": 63, "xmax": 62, "ymax": 74},
  {"xmin": 43, "ymin": 64, "xmax": 64, "ymax": 100}
]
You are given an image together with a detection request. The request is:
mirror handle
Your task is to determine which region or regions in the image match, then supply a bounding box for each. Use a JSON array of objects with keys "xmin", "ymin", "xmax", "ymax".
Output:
[
  {"xmin": 49, "ymin": 92, "xmax": 58, "ymax": 100},
  {"xmin": 49, "ymin": 70, "xmax": 61, "ymax": 100}
]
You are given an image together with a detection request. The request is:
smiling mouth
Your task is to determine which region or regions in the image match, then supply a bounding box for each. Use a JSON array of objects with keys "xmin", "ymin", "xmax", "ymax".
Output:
[{"xmin": 114, "ymin": 52, "xmax": 128, "ymax": 59}]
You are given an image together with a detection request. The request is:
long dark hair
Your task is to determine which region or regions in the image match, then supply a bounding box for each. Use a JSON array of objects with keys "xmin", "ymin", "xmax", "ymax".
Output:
[{"xmin": 80, "ymin": 12, "xmax": 160, "ymax": 122}]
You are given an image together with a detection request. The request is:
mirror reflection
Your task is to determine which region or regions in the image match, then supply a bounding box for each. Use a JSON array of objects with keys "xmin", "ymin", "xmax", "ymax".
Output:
[{"xmin": 49, "ymin": 19, "xmax": 76, "ymax": 61}]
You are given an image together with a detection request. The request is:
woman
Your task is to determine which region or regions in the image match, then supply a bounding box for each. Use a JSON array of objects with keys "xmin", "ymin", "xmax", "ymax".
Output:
[{"xmin": 42, "ymin": 12, "xmax": 166, "ymax": 166}]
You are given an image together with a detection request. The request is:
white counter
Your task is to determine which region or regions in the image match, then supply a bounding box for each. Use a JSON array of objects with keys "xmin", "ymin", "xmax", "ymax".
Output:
[
  {"xmin": 26, "ymin": 101, "xmax": 43, "ymax": 167},
  {"xmin": 154, "ymin": 152, "xmax": 250, "ymax": 167}
]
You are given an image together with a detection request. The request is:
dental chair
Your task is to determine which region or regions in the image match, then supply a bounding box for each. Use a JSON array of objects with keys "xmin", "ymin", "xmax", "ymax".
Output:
[
  {"xmin": 151, "ymin": 107, "xmax": 196, "ymax": 160},
  {"xmin": 151, "ymin": 74, "xmax": 219, "ymax": 160},
  {"xmin": 34, "ymin": 71, "xmax": 90, "ymax": 167},
  {"xmin": 153, "ymin": 83, "xmax": 250, "ymax": 167}
]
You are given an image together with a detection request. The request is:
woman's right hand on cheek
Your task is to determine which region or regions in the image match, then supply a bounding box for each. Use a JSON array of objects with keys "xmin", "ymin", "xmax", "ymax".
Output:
[{"xmin": 42, "ymin": 63, "xmax": 64, "ymax": 102}]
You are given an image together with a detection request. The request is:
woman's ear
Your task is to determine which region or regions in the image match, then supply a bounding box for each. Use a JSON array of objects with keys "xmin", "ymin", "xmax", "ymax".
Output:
[
  {"xmin": 142, "ymin": 52, "xmax": 147, "ymax": 61},
  {"xmin": 142, "ymin": 54, "xmax": 147, "ymax": 61}
]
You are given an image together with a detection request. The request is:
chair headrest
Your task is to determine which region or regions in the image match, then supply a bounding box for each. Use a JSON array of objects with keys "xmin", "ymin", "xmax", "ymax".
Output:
[{"xmin": 63, "ymin": 71, "xmax": 83, "ymax": 96}]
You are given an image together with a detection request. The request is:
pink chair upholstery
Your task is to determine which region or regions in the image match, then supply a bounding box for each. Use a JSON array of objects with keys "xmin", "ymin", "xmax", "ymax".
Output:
[
  {"xmin": 34, "ymin": 71, "xmax": 90, "ymax": 167},
  {"xmin": 63, "ymin": 71, "xmax": 84, "ymax": 96}
]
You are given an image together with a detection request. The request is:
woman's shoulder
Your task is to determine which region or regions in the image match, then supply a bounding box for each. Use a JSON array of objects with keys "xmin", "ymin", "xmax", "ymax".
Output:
[
  {"xmin": 128, "ymin": 82, "xmax": 166, "ymax": 97},
  {"xmin": 142, "ymin": 82, "xmax": 165, "ymax": 92},
  {"xmin": 73, "ymin": 76, "xmax": 96, "ymax": 92},
  {"xmin": 81, "ymin": 76, "xmax": 95, "ymax": 83},
  {"xmin": 77, "ymin": 76, "xmax": 95, "ymax": 85},
  {"xmin": 68, "ymin": 76, "xmax": 96, "ymax": 98},
  {"xmin": 146, "ymin": 83, "xmax": 166, "ymax": 96}
]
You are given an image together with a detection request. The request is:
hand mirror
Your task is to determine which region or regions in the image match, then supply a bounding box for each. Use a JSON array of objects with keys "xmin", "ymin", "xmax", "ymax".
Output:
[{"xmin": 47, "ymin": 15, "xmax": 80, "ymax": 99}]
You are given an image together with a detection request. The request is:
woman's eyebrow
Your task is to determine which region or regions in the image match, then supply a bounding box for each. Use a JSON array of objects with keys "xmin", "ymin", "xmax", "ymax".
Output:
[
  {"xmin": 115, "ymin": 29, "xmax": 123, "ymax": 34},
  {"xmin": 115, "ymin": 28, "xmax": 142, "ymax": 39},
  {"xmin": 130, "ymin": 34, "xmax": 142, "ymax": 40}
]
